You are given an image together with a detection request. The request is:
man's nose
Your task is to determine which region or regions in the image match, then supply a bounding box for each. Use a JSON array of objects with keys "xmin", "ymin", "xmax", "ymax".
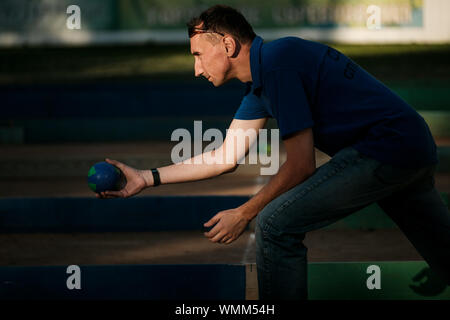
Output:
[{"xmin": 194, "ymin": 59, "xmax": 204, "ymax": 78}]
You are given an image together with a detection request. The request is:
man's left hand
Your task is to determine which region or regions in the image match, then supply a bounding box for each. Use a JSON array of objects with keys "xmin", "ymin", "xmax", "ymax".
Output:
[{"xmin": 203, "ymin": 208, "xmax": 252, "ymax": 244}]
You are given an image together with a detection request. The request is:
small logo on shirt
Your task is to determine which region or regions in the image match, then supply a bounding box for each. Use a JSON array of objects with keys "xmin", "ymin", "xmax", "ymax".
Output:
[
  {"xmin": 327, "ymin": 47, "xmax": 340, "ymax": 61},
  {"xmin": 344, "ymin": 61, "xmax": 357, "ymax": 80}
]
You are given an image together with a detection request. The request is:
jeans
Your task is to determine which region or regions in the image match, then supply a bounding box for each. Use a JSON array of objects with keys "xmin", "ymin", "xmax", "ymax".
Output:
[{"xmin": 255, "ymin": 146, "xmax": 450, "ymax": 300}]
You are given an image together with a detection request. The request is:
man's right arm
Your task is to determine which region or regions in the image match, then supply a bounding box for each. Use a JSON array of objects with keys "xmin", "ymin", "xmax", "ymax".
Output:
[
  {"xmin": 142, "ymin": 117, "xmax": 268, "ymax": 186},
  {"xmin": 99, "ymin": 117, "xmax": 267, "ymax": 198}
]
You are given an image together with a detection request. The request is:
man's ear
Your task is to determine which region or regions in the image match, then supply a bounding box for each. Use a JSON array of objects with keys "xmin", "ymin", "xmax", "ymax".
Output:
[{"xmin": 223, "ymin": 36, "xmax": 240, "ymax": 58}]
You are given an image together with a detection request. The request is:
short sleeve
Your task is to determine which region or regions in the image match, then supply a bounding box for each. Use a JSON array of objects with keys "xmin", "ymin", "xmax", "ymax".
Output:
[
  {"xmin": 264, "ymin": 69, "xmax": 314, "ymax": 139},
  {"xmin": 234, "ymin": 91, "xmax": 271, "ymax": 120}
]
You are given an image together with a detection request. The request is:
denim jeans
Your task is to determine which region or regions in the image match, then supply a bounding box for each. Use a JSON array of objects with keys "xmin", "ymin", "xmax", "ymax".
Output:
[{"xmin": 255, "ymin": 146, "xmax": 450, "ymax": 300}]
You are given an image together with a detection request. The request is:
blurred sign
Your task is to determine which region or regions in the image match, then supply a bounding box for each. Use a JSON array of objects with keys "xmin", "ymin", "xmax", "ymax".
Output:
[
  {"xmin": 3, "ymin": 0, "xmax": 449, "ymax": 45},
  {"xmin": 0, "ymin": 0, "xmax": 423, "ymax": 32},
  {"xmin": 119, "ymin": 0, "xmax": 423, "ymax": 29},
  {"xmin": 0, "ymin": 0, "xmax": 117, "ymax": 31}
]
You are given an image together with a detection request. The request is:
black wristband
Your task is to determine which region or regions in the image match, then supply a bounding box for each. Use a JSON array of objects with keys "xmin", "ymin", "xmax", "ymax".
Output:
[{"xmin": 151, "ymin": 168, "xmax": 161, "ymax": 187}]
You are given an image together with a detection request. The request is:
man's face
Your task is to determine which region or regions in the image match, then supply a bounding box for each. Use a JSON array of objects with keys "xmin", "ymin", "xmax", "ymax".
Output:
[{"xmin": 190, "ymin": 34, "xmax": 231, "ymax": 87}]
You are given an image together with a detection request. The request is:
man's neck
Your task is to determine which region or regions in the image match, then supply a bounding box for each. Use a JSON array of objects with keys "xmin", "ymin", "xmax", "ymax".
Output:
[{"xmin": 231, "ymin": 44, "xmax": 252, "ymax": 83}]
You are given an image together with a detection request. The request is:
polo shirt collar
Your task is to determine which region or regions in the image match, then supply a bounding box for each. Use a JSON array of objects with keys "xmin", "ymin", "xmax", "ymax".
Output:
[{"xmin": 249, "ymin": 35, "xmax": 264, "ymax": 91}]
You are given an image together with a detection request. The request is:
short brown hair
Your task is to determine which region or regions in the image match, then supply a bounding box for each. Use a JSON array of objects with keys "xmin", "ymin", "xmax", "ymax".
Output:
[{"xmin": 187, "ymin": 5, "xmax": 256, "ymax": 45}]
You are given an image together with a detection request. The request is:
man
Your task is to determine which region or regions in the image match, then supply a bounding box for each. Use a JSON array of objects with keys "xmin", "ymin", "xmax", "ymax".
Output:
[{"xmin": 98, "ymin": 5, "xmax": 450, "ymax": 299}]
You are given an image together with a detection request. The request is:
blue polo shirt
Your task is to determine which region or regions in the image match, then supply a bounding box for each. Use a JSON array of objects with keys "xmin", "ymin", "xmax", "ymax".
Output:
[{"xmin": 234, "ymin": 36, "xmax": 438, "ymax": 169}]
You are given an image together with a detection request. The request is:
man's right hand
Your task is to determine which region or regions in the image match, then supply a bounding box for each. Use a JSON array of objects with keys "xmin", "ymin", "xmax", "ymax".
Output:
[{"xmin": 96, "ymin": 158, "xmax": 148, "ymax": 199}]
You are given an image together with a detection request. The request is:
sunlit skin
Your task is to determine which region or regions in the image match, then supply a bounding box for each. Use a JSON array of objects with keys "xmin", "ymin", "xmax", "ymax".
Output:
[{"xmin": 189, "ymin": 26, "xmax": 253, "ymax": 86}]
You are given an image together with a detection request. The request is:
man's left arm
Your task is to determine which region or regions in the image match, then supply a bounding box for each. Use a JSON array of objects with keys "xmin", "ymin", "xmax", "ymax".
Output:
[{"xmin": 204, "ymin": 127, "xmax": 316, "ymax": 244}]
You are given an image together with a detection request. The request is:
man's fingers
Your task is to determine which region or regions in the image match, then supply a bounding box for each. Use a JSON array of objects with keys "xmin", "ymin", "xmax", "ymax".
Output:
[
  {"xmin": 204, "ymin": 217, "xmax": 218, "ymax": 228},
  {"xmin": 99, "ymin": 192, "xmax": 116, "ymax": 199},
  {"xmin": 105, "ymin": 158, "xmax": 126, "ymax": 171},
  {"xmin": 104, "ymin": 190, "xmax": 126, "ymax": 198},
  {"xmin": 96, "ymin": 189, "xmax": 129, "ymax": 199},
  {"xmin": 204, "ymin": 212, "xmax": 222, "ymax": 227},
  {"xmin": 210, "ymin": 231, "xmax": 227, "ymax": 243},
  {"xmin": 204, "ymin": 223, "xmax": 221, "ymax": 238},
  {"xmin": 220, "ymin": 235, "xmax": 232, "ymax": 244}
]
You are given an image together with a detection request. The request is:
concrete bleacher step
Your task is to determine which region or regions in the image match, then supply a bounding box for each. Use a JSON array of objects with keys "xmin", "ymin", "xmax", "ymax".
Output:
[
  {"xmin": 1, "ymin": 78, "xmax": 449, "ymax": 144},
  {"xmin": 307, "ymin": 261, "xmax": 450, "ymax": 300},
  {"xmin": 1, "ymin": 196, "xmax": 448, "ymax": 300},
  {"xmin": 0, "ymin": 195, "xmax": 447, "ymax": 233},
  {"xmin": 1, "ymin": 262, "xmax": 449, "ymax": 300},
  {"xmin": 0, "ymin": 143, "xmax": 449, "ymax": 179},
  {"xmin": 0, "ymin": 141, "xmax": 275, "ymax": 178}
]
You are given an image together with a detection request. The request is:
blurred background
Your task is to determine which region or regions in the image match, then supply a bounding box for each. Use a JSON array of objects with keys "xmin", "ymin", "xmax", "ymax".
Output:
[
  {"xmin": 0, "ymin": 0, "xmax": 449, "ymax": 197},
  {"xmin": 0, "ymin": 0, "xmax": 449, "ymax": 300}
]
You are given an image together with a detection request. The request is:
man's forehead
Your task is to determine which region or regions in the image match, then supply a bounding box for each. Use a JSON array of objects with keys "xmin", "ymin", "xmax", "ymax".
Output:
[
  {"xmin": 190, "ymin": 34, "xmax": 211, "ymax": 54},
  {"xmin": 190, "ymin": 36, "xmax": 201, "ymax": 54}
]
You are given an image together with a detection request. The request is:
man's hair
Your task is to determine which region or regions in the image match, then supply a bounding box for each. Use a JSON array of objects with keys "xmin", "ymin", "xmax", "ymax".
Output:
[{"xmin": 187, "ymin": 5, "xmax": 256, "ymax": 45}]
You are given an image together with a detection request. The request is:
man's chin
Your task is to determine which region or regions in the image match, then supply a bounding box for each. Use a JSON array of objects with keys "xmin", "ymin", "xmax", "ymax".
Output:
[{"xmin": 211, "ymin": 78, "xmax": 230, "ymax": 87}]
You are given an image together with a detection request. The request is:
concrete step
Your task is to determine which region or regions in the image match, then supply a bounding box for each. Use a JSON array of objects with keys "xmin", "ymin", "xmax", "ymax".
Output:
[
  {"xmin": 0, "ymin": 195, "xmax": 447, "ymax": 234},
  {"xmin": 1, "ymin": 195, "xmax": 448, "ymax": 300},
  {"xmin": 1, "ymin": 142, "xmax": 449, "ymax": 179},
  {"xmin": 1, "ymin": 111, "xmax": 449, "ymax": 144},
  {"xmin": 0, "ymin": 140, "xmax": 289, "ymax": 178},
  {"xmin": 0, "ymin": 261, "xmax": 448, "ymax": 300}
]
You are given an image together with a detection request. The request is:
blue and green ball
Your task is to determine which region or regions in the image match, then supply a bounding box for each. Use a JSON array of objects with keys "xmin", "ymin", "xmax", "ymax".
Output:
[{"xmin": 87, "ymin": 161, "xmax": 123, "ymax": 193}]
